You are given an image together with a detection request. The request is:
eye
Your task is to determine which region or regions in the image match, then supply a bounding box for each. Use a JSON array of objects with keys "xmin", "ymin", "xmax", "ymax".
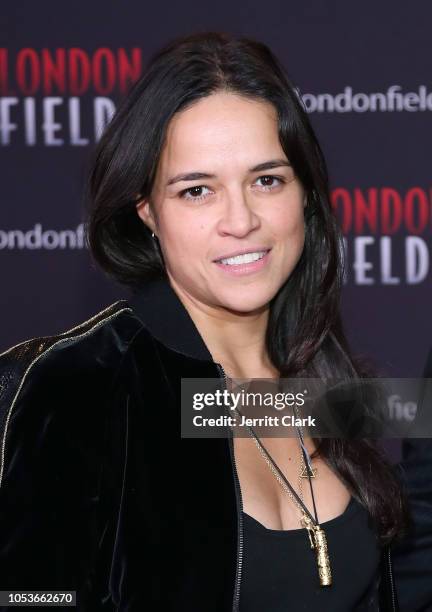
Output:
[
  {"xmin": 178, "ymin": 175, "xmax": 285, "ymax": 202},
  {"xmin": 179, "ymin": 185, "xmax": 213, "ymax": 202},
  {"xmin": 254, "ymin": 175, "xmax": 285, "ymax": 190}
]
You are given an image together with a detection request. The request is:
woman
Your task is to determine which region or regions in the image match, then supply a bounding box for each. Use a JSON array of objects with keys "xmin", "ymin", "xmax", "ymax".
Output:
[{"xmin": 0, "ymin": 32, "xmax": 408, "ymax": 610}]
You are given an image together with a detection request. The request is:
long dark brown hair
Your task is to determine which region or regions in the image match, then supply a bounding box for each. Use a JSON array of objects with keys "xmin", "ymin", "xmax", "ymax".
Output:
[{"xmin": 86, "ymin": 31, "xmax": 409, "ymax": 544}]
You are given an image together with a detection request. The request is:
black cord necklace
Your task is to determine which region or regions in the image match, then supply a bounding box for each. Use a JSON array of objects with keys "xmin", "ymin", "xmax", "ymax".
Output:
[{"xmin": 228, "ymin": 399, "xmax": 332, "ymax": 587}]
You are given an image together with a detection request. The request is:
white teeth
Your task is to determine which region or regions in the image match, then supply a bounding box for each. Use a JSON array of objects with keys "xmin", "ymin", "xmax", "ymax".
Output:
[{"xmin": 218, "ymin": 250, "xmax": 268, "ymax": 265}]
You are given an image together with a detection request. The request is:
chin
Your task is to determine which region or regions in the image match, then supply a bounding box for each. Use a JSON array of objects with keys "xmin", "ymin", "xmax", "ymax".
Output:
[{"xmin": 215, "ymin": 287, "xmax": 275, "ymax": 315}]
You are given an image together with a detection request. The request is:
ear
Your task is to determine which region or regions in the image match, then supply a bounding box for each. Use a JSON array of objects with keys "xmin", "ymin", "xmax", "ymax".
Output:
[{"xmin": 136, "ymin": 197, "xmax": 157, "ymax": 234}]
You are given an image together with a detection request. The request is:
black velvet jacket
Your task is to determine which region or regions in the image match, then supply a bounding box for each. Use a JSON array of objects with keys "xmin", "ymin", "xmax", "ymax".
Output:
[{"xmin": 0, "ymin": 277, "xmax": 405, "ymax": 610}]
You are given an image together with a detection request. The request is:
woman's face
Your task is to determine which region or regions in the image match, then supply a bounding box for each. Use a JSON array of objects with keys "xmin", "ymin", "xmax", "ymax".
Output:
[{"xmin": 137, "ymin": 91, "xmax": 306, "ymax": 314}]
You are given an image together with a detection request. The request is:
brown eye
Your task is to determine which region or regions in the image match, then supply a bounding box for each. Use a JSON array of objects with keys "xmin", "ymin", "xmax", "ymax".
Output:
[
  {"xmin": 255, "ymin": 175, "xmax": 284, "ymax": 189},
  {"xmin": 179, "ymin": 185, "xmax": 212, "ymax": 202}
]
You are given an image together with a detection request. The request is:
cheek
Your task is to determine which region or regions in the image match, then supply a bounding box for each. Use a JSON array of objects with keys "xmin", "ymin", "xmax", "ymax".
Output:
[
  {"xmin": 271, "ymin": 202, "xmax": 305, "ymax": 242},
  {"xmin": 159, "ymin": 213, "xmax": 208, "ymax": 261}
]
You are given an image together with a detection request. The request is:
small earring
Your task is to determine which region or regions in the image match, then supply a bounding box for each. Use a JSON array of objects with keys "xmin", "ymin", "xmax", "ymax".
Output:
[{"xmin": 151, "ymin": 231, "xmax": 156, "ymax": 239}]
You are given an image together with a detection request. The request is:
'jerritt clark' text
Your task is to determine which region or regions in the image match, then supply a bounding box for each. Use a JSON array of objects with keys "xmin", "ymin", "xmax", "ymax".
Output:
[{"xmin": 192, "ymin": 414, "xmax": 316, "ymax": 428}]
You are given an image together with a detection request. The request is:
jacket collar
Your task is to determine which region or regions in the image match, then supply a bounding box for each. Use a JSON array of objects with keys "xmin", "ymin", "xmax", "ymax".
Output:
[{"xmin": 126, "ymin": 276, "xmax": 214, "ymax": 363}]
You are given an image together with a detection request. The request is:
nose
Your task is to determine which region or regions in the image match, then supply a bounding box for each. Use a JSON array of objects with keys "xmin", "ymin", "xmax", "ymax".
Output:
[{"xmin": 216, "ymin": 187, "xmax": 261, "ymax": 237}]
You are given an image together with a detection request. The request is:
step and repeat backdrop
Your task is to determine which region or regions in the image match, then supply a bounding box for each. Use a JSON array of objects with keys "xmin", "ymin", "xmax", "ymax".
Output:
[{"xmin": 1, "ymin": 2, "xmax": 431, "ymax": 386}]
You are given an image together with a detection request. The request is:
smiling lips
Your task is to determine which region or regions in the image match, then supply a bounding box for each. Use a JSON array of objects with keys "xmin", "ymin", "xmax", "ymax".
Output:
[{"xmin": 213, "ymin": 248, "xmax": 272, "ymax": 276}]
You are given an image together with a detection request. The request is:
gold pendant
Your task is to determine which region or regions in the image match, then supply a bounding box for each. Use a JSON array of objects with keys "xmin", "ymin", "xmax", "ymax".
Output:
[
  {"xmin": 301, "ymin": 514, "xmax": 332, "ymax": 587},
  {"xmin": 300, "ymin": 465, "xmax": 318, "ymax": 478},
  {"xmin": 313, "ymin": 525, "xmax": 332, "ymax": 586}
]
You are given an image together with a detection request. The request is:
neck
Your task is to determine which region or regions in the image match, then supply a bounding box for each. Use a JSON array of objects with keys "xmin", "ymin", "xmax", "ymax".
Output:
[{"xmin": 168, "ymin": 277, "xmax": 277, "ymax": 378}]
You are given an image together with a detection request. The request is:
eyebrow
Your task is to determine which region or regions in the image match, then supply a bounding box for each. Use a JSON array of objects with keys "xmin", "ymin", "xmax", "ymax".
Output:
[{"xmin": 166, "ymin": 158, "xmax": 291, "ymax": 186}]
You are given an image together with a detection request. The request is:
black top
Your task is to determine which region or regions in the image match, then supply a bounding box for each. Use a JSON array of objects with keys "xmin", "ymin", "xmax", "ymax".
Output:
[{"xmin": 239, "ymin": 497, "xmax": 381, "ymax": 611}]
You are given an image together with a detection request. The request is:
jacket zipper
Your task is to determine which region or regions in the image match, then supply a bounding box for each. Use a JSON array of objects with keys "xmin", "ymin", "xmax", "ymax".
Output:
[
  {"xmin": 216, "ymin": 363, "xmax": 244, "ymax": 612},
  {"xmin": 387, "ymin": 547, "xmax": 397, "ymax": 612}
]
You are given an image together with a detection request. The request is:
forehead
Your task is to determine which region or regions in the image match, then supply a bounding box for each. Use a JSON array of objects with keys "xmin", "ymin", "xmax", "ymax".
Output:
[{"xmin": 157, "ymin": 92, "xmax": 282, "ymax": 174}]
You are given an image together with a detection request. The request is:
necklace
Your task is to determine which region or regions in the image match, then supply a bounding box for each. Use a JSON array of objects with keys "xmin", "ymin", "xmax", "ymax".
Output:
[
  {"xmin": 299, "ymin": 443, "xmax": 318, "ymax": 478},
  {"xmin": 244, "ymin": 423, "xmax": 332, "ymax": 587},
  {"xmin": 225, "ymin": 376, "xmax": 332, "ymax": 587},
  {"xmin": 295, "ymin": 403, "xmax": 318, "ymax": 479}
]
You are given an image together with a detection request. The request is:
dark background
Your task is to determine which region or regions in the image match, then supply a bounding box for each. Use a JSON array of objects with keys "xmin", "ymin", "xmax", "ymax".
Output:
[{"xmin": 1, "ymin": 1, "xmax": 431, "ymax": 381}]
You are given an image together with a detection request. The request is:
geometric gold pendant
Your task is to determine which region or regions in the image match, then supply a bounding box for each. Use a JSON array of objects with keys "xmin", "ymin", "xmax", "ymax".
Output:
[{"xmin": 300, "ymin": 465, "xmax": 318, "ymax": 478}]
